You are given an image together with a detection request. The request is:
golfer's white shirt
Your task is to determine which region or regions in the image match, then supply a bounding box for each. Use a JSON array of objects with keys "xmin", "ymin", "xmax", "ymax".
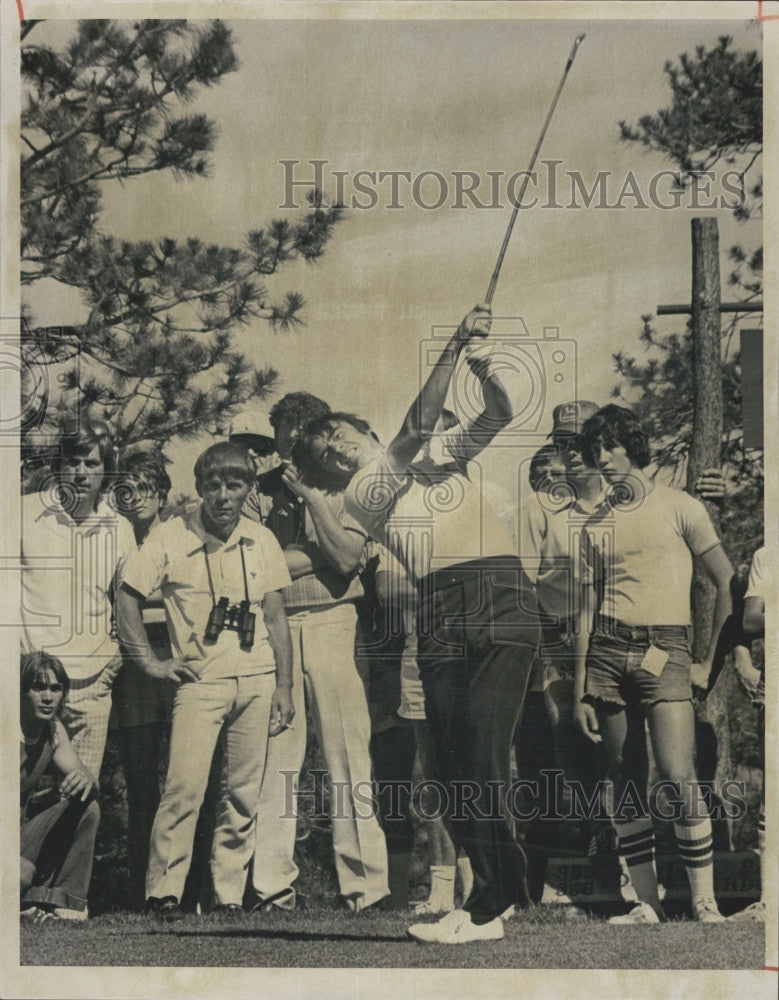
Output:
[{"xmin": 345, "ymin": 450, "xmax": 513, "ymax": 586}]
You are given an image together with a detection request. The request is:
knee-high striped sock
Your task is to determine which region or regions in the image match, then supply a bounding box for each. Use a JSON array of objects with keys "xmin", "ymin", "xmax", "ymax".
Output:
[
  {"xmin": 758, "ymin": 805, "xmax": 765, "ymax": 891},
  {"xmin": 674, "ymin": 817, "xmax": 715, "ymax": 905},
  {"xmin": 615, "ymin": 818, "xmax": 661, "ymax": 909}
]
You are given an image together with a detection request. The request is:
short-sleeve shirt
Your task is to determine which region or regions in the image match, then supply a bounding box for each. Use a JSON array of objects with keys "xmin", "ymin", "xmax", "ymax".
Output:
[
  {"xmin": 582, "ymin": 481, "xmax": 719, "ymax": 626},
  {"xmin": 21, "ymin": 494, "xmax": 136, "ymax": 679},
  {"xmin": 122, "ymin": 506, "xmax": 291, "ymax": 678},
  {"xmin": 519, "ymin": 488, "xmax": 602, "ymax": 622},
  {"xmin": 745, "ymin": 546, "xmax": 765, "ymax": 601},
  {"xmin": 344, "ymin": 451, "xmax": 513, "ymax": 586}
]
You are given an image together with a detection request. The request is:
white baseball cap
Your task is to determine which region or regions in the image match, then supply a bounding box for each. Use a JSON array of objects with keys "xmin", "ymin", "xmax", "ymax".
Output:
[{"xmin": 229, "ymin": 410, "xmax": 275, "ymax": 451}]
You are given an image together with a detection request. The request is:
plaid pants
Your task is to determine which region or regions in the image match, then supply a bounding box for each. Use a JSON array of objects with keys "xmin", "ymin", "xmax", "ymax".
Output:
[{"xmin": 61, "ymin": 654, "xmax": 123, "ymax": 778}]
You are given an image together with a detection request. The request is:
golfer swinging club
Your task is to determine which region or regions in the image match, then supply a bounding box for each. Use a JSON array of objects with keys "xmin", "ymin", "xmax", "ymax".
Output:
[{"xmin": 295, "ymin": 304, "xmax": 540, "ymax": 944}]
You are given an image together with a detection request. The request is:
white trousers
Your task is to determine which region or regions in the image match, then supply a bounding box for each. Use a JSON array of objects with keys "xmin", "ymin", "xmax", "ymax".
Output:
[
  {"xmin": 252, "ymin": 603, "xmax": 388, "ymax": 910},
  {"xmin": 146, "ymin": 672, "xmax": 274, "ymax": 905}
]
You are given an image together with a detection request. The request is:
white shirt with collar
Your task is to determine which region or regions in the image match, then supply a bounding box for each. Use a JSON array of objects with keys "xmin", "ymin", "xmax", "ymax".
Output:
[
  {"xmin": 122, "ymin": 506, "xmax": 291, "ymax": 679},
  {"xmin": 21, "ymin": 492, "xmax": 136, "ymax": 679}
]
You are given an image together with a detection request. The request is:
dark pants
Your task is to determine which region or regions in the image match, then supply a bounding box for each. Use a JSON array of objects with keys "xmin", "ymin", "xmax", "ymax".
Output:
[
  {"xmin": 371, "ymin": 724, "xmax": 417, "ymax": 855},
  {"xmin": 418, "ymin": 557, "xmax": 539, "ymax": 923},
  {"xmin": 117, "ymin": 720, "xmax": 166, "ymax": 911},
  {"xmin": 371, "ymin": 724, "xmax": 417, "ymax": 908},
  {"xmin": 21, "ymin": 796, "xmax": 100, "ymax": 912}
]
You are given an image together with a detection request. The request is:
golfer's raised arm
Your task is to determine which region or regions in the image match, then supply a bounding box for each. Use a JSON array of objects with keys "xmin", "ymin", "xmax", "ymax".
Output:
[
  {"xmin": 448, "ymin": 340, "xmax": 514, "ymax": 466},
  {"xmin": 386, "ymin": 303, "xmax": 492, "ymax": 473}
]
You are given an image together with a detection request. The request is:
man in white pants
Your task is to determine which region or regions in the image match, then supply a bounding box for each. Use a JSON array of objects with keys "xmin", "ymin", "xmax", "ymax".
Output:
[
  {"xmin": 247, "ymin": 392, "xmax": 389, "ymax": 913},
  {"xmin": 117, "ymin": 442, "xmax": 295, "ymax": 920}
]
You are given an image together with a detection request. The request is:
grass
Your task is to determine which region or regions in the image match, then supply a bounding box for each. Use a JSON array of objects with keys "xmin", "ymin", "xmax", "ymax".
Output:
[{"xmin": 20, "ymin": 903, "xmax": 766, "ymax": 970}]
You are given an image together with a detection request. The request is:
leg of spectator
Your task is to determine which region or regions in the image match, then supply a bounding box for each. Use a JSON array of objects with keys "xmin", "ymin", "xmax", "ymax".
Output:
[
  {"xmin": 371, "ymin": 723, "xmax": 416, "ymax": 908},
  {"xmin": 62, "ymin": 655, "xmax": 123, "ymax": 779},
  {"xmin": 648, "ymin": 699, "xmax": 720, "ymax": 920},
  {"xmin": 181, "ymin": 732, "xmax": 222, "ymax": 913},
  {"xmin": 757, "ymin": 704, "xmax": 765, "ymax": 895},
  {"xmin": 598, "ymin": 702, "xmax": 662, "ymax": 915},
  {"xmin": 251, "ymin": 617, "xmax": 307, "ymax": 906},
  {"xmin": 118, "ymin": 720, "xmax": 165, "ymax": 911},
  {"xmin": 21, "ymin": 798, "xmax": 100, "ymax": 914},
  {"xmin": 211, "ymin": 673, "xmax": 275, "ymax": 906},
  {"xmin": 303, "ymin": 605, "xmax": 389, "ymax": 911},
  {"xmin": 145, "ymin": 678, "xmax": 227, "ymax": 905},
  {"xmin": 411, "ymin": 718, "xmax": 461, "ymax": 911}
]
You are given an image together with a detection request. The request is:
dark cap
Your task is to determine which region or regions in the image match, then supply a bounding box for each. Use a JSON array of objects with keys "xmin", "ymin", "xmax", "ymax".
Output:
[{"xmin": 548, "ymin": 400, "xmax": 599, "ymax": 437}]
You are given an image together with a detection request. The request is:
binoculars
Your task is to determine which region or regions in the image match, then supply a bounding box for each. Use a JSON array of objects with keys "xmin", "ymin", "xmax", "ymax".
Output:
[{"xmin": 204, "ymin": 596, "xmax": 256, "ymax": 650}]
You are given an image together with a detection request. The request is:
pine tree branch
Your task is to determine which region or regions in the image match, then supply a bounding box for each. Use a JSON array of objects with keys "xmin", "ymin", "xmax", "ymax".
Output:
[{"xmin": 20, "ymin": 20, "xmax": 341, "ymax": 455}]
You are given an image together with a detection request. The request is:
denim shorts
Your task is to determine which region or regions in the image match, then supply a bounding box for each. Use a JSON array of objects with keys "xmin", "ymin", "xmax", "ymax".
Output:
[{"xmin": 584, "ymin": 617, "xmax": 693, "ymax": 709}]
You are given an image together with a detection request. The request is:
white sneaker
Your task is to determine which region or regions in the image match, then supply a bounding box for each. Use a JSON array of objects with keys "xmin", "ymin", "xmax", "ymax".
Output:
[
  {"xmin": 727, "ymin": 901, "xmax": 765, "ymax": 923},
  {"xmin": 609, "ymin": 902, "xmax": 661, "ymax": 925},
  {"xmin": 412, "ymin": 898, "xmax": 454, "ymax": 916},
  {"xmin": 500, "ymin": 905, "xmax": 515, "ymax": 921},
  {"xmin": 408, "ymin": 908, "xmax": 504, "ymax": 944},
  {"xmin": 692, "ymin": 897, "xmax": 724, "ymax": 923},
  {"xmin": 52, "ymin": 906, "xmax": 88, "ymax": 921}
]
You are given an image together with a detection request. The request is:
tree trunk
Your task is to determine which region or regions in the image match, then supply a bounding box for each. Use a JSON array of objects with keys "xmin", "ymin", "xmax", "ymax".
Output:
[
  {"xmin": 685, "ymin": 217, "xmax": 723, "ymax": 660},
  {"xmin": 686, "ymin": 217, "xmax": 732, "ymax": 848}
]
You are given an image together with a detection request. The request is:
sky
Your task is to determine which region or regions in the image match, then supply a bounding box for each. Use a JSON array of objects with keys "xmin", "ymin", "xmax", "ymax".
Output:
[{"xmin": 25, "ymin": 13, "xmax": 763, "ymax": 500}]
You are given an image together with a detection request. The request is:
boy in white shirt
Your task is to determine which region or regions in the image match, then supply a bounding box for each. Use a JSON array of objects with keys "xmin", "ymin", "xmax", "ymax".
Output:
[{"xmin": 117, "ymin": 442, "xmax": 294, "ymax": 921}]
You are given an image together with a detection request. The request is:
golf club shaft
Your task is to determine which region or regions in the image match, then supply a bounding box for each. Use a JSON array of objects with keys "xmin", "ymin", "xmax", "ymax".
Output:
[{"xmin": 485, "ymin": 33, "xmax": 586, "ymax": 306}]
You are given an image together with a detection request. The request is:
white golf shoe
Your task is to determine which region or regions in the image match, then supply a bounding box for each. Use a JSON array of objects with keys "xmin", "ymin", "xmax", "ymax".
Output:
[
  {"xmin": 408, "ymin": 908, "xmax": 504, "ymax": 944},
  {"xmin": 609, "ymin": 902, "xmax": 661, "ymax": 925},
  {"xmin": 727, "ymin": 900, "xmax": 765, "ymax": 923},
  {"xmin": 692, "ymin": 897, "xmax": 724, "ymax": 923}
]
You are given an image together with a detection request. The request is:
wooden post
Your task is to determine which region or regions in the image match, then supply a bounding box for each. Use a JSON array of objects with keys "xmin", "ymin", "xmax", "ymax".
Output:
[
  {"xmin": 685, "ymin": 217, "xmax": 723, "ymax": 660},
  {"xmin": 685, "ymin": 218, "xmax": 733, "ymax": 849}
]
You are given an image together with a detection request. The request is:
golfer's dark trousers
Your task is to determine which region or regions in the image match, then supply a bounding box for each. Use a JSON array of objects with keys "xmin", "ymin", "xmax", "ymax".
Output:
[{"xmin": 417, "ymin": 556, "xmax": 539, "ymax": 924}]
